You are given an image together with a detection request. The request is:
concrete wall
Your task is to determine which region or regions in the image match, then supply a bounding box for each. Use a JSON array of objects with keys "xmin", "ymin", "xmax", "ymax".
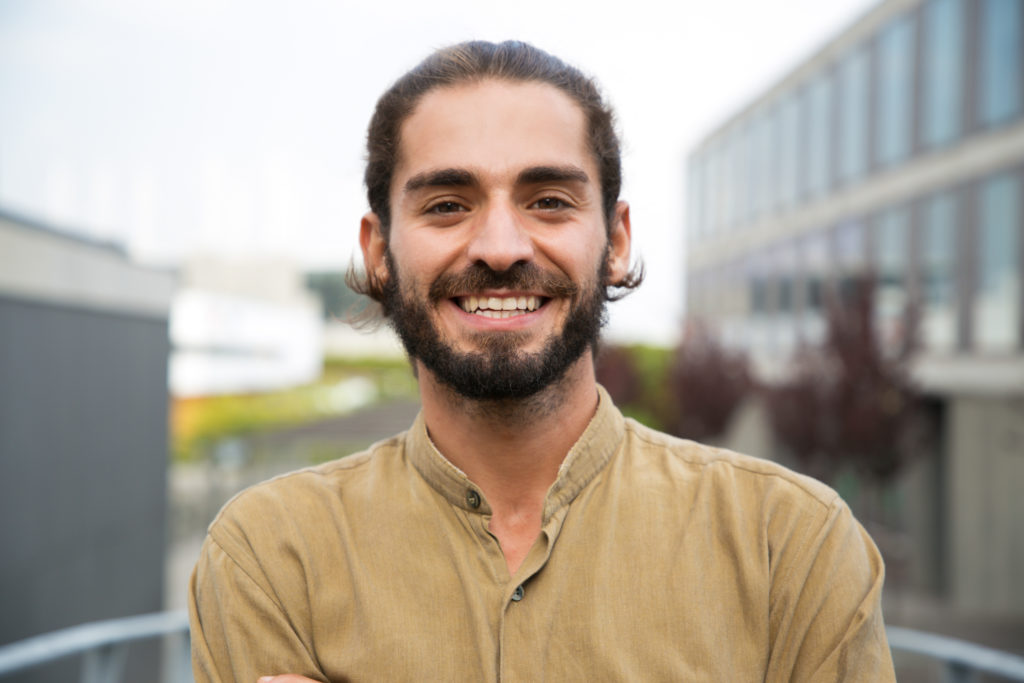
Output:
[
  {"xmin": 720, "ymin": 391, "xmax": 1024, "ymax": 617},
  {"xmin": 948, "ymin": 395, "xmax": 1024, "ymax": 614},
  {"xmin": 0, "ymin": 213, "xmax": 175, "ymax": 681}
]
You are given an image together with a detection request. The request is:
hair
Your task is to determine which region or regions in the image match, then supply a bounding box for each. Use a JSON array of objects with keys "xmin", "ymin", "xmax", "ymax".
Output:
[{"xmin": 349, "ymin": 39, "xmax": 643, "ymax": 309}]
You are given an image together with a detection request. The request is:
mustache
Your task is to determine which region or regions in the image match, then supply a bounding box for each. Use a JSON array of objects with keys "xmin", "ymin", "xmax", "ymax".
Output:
[{"xmin": 428, "ymin": 262, "xmax": 579, "ymax": 302}]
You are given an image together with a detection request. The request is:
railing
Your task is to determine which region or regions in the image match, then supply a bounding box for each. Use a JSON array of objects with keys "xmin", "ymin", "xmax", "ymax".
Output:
[
  {"xmin": 887, "ymin": 626, "xmax": 1024, "ymax": 682},
  {"xmin": 1, "ymin": 613, "xmax": 1023, "ymax": 682},
  {"xmin": 0, "ymin": 610, "xmax": 190, "ymax": 683}
]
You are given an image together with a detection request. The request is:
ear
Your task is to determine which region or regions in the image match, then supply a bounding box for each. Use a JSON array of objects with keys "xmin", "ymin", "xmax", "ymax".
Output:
[
  {"xmin": 360, "ymin": 212, "xmax": 389, "ymax": 284},
  {"xmin": 605, "ymin": 201, "xmax": 632, "ymax": 284}
]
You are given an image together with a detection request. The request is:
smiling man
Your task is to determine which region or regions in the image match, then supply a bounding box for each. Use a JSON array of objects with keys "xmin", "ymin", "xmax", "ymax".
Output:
[{"xmin": 189, "ymin": 41, "xmax": 896, "ymax": 682}]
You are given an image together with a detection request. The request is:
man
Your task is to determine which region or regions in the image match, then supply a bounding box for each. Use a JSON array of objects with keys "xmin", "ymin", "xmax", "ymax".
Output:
[{"xmin": 189, "ymin": 41, "xmax": 896, "ymax": 681}]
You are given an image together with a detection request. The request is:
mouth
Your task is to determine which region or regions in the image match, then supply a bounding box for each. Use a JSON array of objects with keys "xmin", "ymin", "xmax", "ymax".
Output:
[{"xmin": 455, "ymin": 294, "xmax": 546, "ymax": 319}]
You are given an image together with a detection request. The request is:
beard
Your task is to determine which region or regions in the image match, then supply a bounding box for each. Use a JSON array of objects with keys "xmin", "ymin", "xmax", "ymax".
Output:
[{"xmin": 381, "ymin": 254, "xmax": 609, "ymax": 401}]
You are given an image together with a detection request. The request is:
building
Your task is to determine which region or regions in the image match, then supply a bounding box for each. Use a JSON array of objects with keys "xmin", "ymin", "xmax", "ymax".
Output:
[
  {"xmin": 0, "ymin": 210, "xmax": 176, "ymax": 681},
  {"xmin": 685, "ymin": 0, "xmax": 1023, "ymax": 620},
  {"xmin": 169, "ymin": 255, "xmax": 324, "ymax": 397}
]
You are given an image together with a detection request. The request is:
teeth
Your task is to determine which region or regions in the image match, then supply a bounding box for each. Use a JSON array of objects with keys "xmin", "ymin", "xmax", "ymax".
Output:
[{"xmin": 458, "ymin": 295, "xmax": 542, "ymax": 315}]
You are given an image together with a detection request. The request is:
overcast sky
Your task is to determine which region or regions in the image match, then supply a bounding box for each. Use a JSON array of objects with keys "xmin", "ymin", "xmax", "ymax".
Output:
[{"xmin": 0, "ymin": 0, "xmax": 878, "ymax": 344}]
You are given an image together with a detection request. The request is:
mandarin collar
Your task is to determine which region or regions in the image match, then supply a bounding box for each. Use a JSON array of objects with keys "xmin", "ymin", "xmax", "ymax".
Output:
[{"xmin": 405, "ymin": 385, "xmax": 625, "ymax": 523}]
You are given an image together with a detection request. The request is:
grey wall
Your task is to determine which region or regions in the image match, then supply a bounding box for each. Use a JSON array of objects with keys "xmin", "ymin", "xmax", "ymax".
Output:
[{"xmin": 0, "ymin": 296, "xmax": 170, "ymax": 681}]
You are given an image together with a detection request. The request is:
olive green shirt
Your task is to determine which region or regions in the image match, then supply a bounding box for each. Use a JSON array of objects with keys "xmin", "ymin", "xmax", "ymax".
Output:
[{"xmin": 189, "ymin": 388, "xmax": 895, "ymax": 681}]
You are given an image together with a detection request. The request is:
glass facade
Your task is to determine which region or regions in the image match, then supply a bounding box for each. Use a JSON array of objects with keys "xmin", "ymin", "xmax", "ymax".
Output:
[
  {"xmin": 837, "ymin": 46, "xmax": 870, "ymax": 185},
  {"xmin": 876, "ymin": 15, "xmax": 916, "ymax": 167},
  {"xmin": 685, "ymin": 0, "xmax": 1024, "ymax": 363},
  {"xmin": 873, "ymin": 206, "xmax": 911, "ymax": 350},
  {"xmin": 974, "ymin": 172, "xmax": 1021, "ymax": 351},
  {"xmin": 806, "ymin": 73, "xmax": 833, "ymax": 198},
  {"xmin": 754, "ymin": 109, "xmax": 776, "ymax": 218},
  {"xmin": 978, "ymin": 0, "xmax": 1023, "ymax": 126},
  {"xmin": 778, "ymin": 94, "xmax": 800, "ymax": 209},
  {"xmin": 921, "ymin": 0, "xmax": 965, "ymax": 148},
  {"xmin": 921, "ymin": 191, "xmax": 960, "ymax": 351},
  {"xmin": 800, "ymin": 231, "xmax": 830, "ymax": 345}
]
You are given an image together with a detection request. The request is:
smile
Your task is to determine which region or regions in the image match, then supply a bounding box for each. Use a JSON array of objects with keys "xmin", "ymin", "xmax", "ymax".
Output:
[{"xmin": 456, "ymin": 295, "xmax": 544, "ymax": 319}]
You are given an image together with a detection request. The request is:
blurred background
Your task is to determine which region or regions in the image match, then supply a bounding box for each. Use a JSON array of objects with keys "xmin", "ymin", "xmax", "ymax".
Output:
[{"xmin": 1, "ymin": 0, "xmax": 1022, "ymax": 680}]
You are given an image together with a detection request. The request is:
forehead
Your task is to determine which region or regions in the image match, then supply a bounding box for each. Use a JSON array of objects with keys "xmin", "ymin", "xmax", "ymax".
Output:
[{"xmin": 393, "ymin": 79, "xmax": 593, "ymax": 189}]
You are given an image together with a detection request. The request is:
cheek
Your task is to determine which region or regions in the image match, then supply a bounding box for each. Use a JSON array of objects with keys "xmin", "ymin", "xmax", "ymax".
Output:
[
  {"xmin": 538, "ymin": 232, "xmax": 609, "ymax": 279},
  {"xmin": 389, "ymin": 229, "xmax": 463, "ymax": 280}
]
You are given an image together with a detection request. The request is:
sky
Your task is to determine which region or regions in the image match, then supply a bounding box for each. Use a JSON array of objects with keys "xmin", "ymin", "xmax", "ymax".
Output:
[{"xmin": 0, "ymin": 0, "xmax": 878, "ymax": 344}]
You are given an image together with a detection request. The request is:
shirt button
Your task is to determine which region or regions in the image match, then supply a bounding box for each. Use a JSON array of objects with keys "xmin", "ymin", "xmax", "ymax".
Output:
[
  {"xmin": 466, "ymin": 489, "xmax": 481, "ymax": 509},
  {"xmin": 511, "ymin": 585, "xmax": 524, "ymax": 602}
]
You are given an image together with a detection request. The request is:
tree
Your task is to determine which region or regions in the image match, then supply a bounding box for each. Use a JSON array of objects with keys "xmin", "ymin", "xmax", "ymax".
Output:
[
  {"xmin": 663, "ymin": 321, "xmax": 752, "ymax": 443},
  {"xmin": 763, "ymin": 276, "xmax": 923, "ymax": 487}
]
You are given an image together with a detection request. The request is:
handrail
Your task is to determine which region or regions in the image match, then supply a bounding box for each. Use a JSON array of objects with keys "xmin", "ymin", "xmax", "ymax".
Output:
[
  {"xmin": 887, "ymin": 626, "xmax": 1024, "ymax": 681},
  {"xmin": 0, "ymin": 610, "xmax": 189, "ymax": 680},
  {"xmin": 2, "ymin": 612, "xmax": 1024, "ymax": 682}
]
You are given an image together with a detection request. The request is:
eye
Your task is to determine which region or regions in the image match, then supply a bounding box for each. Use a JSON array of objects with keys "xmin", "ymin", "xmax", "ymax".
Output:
[
  {"xmin": 531, "ymin": 197, "xmax": 570, "ymax": 210},
  {"xmin": 427, "ymin": 200, "xmax": 468, "ymax": 214}
]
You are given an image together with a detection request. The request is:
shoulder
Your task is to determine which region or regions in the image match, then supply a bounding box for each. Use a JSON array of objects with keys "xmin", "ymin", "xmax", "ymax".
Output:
[
  {"xmin": 616, "ymin": 417, "xmax": 840, "ymax": 517},
  {"xmin": 205, "ymin": 431, "xmax": 409, "ymax": 550}
]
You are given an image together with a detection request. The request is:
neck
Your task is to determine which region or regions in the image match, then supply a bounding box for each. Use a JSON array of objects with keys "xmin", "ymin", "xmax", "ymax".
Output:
[{"xmin": 418, "ymin": 354, "xmax": 600, "ymax": 512}]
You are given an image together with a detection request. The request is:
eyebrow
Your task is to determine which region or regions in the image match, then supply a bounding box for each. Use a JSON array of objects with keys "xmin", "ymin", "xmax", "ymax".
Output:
[
  {"xmin": 404, "ymin": 168, "xmax": 477, "ymax": 194},
  {"xmin": 517, "ymin": 165, "xmax": 590, "ymax": 186},
  {"xmin": 403, "ymin": 165, "xmax": 591, "ymax": 195}
]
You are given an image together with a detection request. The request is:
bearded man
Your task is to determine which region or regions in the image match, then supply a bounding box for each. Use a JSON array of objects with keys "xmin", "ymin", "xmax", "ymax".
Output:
[{"xmin": 189, "ymin": 41, "xmax": 896, "ymax": 682}]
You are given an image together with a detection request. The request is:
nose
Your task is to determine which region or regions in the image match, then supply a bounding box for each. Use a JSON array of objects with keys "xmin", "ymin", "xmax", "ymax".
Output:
[{"xmin": 465, "ymin": 200, "xmax": 534, "ymax": 272}]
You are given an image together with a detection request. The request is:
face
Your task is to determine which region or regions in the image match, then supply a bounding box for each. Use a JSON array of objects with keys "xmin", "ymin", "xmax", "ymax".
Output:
[{"xmin": 361, "ymin": 79, "xmax": 631, "ymax": 400}]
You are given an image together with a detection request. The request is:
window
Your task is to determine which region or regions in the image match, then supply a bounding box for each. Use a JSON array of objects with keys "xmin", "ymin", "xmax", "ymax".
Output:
[
  {"xmin": 920, "ymin": 191, "xmax": 959, "ymax": 351},
  {"xmin": 838, "ymin": 47, "xmax": 870, "ymax": 184},
  {"xmin": 778, "ymin": 94, "xmax": 800, "ymax": 209},
  {"xmin": 806, "ymin": 73, "xmax": 834, "ymax": 199},
  {"xmin": 755, "ymin": 109, "xmax": 777, "ymax": 217},
  {"xmin": 722, "ymin": 132, "xmax": 739, "ymax": 232},
  {"xmin": 974, "ymin": 172, "xmax": 1021, "ymax": 351},
  {"xmin": 707, "ymin": 142, "xmax": 724, "ymax": 237},
  {"xmin": 978, "ymin": 0, "xmax": 1023, "ymax": 126},
  {"xmin": 835, "ymin": 218, "xmax": 867, "ymax": 303},
  {"xmin": 773, "ymin": 241, "xmax": 800, "ymax": 355},
  {"xmin": 921, "ymin": 0, "xmax": 965, "ymax": 148},
  {"xmin": 687, "ymin": 154, "xmax": 706, "ymax": 243},
  {"xmin": 876, "ymin": 16, "xmax": 916, "ymax": 167},
  {"xmin": 739, "ymin": 122, "xmax": 757, "ymax": 227},
  {"xmin": 873, "ymin": 206, "xmax": 911, "ymax": 351},
  {"xmin": 795, "ymin": 87, "xmax": 813, "ymax": 200},
  {"xmin": 746, "ymin": 252, "xmax": 774, "ymax": 354},
  {"xmin": 800, "ymin": 231, "xmax": 831, "ymax": 345}
]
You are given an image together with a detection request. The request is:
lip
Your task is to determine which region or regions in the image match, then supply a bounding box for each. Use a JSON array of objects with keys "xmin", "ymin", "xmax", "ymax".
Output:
[{"xmin": 443, "ymin": 295, "xmax": 553, "ymax": 331}]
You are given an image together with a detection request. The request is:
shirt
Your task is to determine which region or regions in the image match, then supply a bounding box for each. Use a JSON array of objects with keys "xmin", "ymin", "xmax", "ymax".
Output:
[{"xmin": 189, "ymin": 387, "xmax": 895, "ymax": 681}]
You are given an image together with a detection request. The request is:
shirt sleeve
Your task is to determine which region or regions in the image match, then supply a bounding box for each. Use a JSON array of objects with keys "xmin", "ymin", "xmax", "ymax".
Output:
[
  {"xmin": 188, "ymin": 531, "xmax": 328, "ymax": 683},
  {"xmin": 765, "ymin": 495, "xmax": 896, "ymax": 682}
]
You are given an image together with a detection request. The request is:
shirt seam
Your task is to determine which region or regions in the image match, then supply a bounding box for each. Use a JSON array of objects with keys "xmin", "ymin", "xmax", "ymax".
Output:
[
  {"xmin": 625, "ymin": 420, "xmax": 836, "ymax": 512},
  {"xmin": 205, "ymin": 533, "xmax": 290, "ymax": 617},
  {"xmin": 203, "ymin": 534, "xmax": 323, "ymax": 672}
]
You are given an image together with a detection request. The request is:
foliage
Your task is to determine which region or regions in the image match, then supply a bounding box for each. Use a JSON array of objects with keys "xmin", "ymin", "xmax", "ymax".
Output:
[
  {"xmin": 762, "ymin": 276, "xmax": 923, "ymax": 485},
  {"xmin": 596, "ymin": 332, "xmax": 750, "ymax": 442},
  {"xmin": 171, "ymin": 356, "xmax": 417, "ymax": 462},
  {"xmin": 662, "ymin": 322, "xmax": 752, "ymax": 443},
  {"xmin": 595, "ymin": 344, "xmax": 673, "ymax": 431}
]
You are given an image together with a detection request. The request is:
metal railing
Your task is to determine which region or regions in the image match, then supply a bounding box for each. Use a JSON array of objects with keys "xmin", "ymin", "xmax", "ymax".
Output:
[
  {"xmin": 0, "ymin": 610, "xmax": 190, "ymax": 683},
  {"xmin": 1, "ymin": 612, "xmax": 1023, "ymax": 682},
  {"xmin": 887, "ymin": 626, "xmax": 1024, "ymax": 682}
]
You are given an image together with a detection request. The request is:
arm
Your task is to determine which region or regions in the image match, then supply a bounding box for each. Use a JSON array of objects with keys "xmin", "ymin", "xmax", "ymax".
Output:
[
  {"xmin": 765, "ymin": 496, "xmax": 896, "ymax": 682},
  {"xmin": 189, "ymin": 534, "xmax": 328, "ymax": 683}
]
